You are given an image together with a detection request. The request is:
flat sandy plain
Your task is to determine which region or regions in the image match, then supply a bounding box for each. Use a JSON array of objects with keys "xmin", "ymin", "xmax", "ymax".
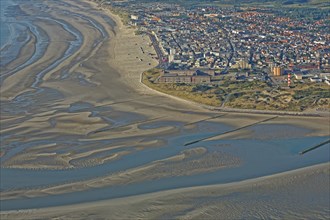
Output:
[
  {"xmin": 0, "ymin": 0, "xmax": 329, "ymax": 219},
  {"xmin": 2, "ymin": 163, "xmax": 329, "ymax": 219}
]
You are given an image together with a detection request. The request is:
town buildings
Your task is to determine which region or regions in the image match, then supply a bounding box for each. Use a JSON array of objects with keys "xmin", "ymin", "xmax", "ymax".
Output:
[
  {"xmin": 156, "ymin": 69, "xmax": 212, "ymax": 84},
  {"xmin": 107, "ymin": 1, "xmax": 330, "ymax": 85}
]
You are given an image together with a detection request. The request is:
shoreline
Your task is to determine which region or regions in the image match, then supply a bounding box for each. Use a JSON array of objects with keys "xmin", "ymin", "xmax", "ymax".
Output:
[
  {"xmin": 141, "ymin": 71, "xmax": 328, "ymax": 117},
  {"xmin": 85, "ymin": 0, "xmax": 328, "ymax": 118},
  {"xmin": 1, "ymin": 0, "xmax": 329, "ymax": 217},
  {"xmin": 1, "ymin": 162, "xmax": 329, "ymax": 218}
]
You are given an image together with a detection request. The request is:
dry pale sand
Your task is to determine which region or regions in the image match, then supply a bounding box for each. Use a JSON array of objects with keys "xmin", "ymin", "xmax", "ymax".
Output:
[{"xmin": 1, "ymin": 163, "xmax": 329, "ymax": 220}]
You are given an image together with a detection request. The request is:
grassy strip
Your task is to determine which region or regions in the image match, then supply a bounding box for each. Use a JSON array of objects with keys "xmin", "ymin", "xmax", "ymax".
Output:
[
  {"xmin": 142, "ymin": 69, "xmax": 330, "ymax": 111},
  {"xmin": 142, "ymin": 69, "xmax": 221, "ymax": 106},
  {"xmin": 184, "ymin": 116, "xmax": 279, "ymax": 146}
]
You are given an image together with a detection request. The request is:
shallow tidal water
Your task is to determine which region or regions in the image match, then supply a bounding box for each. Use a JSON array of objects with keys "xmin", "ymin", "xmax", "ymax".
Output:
[
  {"xmin": 0, "ymin": 0, "xmax": 329, "ymax": 213},
  {"xmin": 1, "ymin": 122, "xmax": 329, "ymax": 210}
]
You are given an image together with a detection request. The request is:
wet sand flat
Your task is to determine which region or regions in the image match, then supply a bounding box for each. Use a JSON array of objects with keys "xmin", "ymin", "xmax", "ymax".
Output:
[
  {"xmin": 0, "ymin": 0, "xmax": 329, "ymax": 217},
  {"xmin": 1, "ymin": 163, "xmax": 329, "ymax": 219}
]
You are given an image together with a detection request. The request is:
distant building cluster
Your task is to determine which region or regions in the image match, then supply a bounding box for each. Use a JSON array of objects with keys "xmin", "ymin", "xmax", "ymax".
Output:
[
  {"xmin": 105, "ymin": 1, "xmax": 330, "ymax": 85},
  {"xmin": 156, "ymin": 69, "xmax": 213, "ymax": 84}
]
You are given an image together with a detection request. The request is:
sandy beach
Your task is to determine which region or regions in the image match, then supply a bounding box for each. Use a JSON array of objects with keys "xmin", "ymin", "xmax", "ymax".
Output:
[
  {"xmin": 0, "ymin": 0, "xmax": 329, "ymax": 217},
  {"xmin": 1, "ymin": 163, "xmax": 329, "ymax": 219}
]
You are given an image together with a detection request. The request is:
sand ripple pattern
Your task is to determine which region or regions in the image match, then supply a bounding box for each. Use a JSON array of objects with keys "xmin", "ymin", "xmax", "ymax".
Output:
[{"xmin": 0, "ymin": 0, "xmax": 329, "ymax": 215}]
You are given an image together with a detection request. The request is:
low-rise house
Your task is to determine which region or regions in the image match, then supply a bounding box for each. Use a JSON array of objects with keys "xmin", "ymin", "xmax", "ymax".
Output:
[
  {"xmin": 156, "ymin": 69, "xmax": 212, "ymax": 84},
  {"xmin": 310, "ymin": 77, "xmax": 322, "ymax": 83},
  {"xmin": 320, "ymin": 73, "xmax": 330, "ymax": 80}
]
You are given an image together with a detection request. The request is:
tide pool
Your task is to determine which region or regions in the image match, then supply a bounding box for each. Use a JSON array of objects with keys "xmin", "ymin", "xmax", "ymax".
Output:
[{"xmin": 0, "ymin": 0, "xmax": 15, "ymax": 48}]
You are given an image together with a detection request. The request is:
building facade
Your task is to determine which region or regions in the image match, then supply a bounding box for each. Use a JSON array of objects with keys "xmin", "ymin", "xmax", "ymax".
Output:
[
  {"xmin": 156, "ymin": 69, "xmax": 212, "ymax": 84},
  {"xmin": 273, "ymin": 66, "xmax": 283, "ymax": 76}
]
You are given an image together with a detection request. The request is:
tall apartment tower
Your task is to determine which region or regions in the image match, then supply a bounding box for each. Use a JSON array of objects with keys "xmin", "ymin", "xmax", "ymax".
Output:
[
  {"xmin": 168, "ymin": 48, "xmax": 175, "ymax": 63},
  {"xmin": 273, "ymin": 66, "xmax": 283, "ymax": 76}
]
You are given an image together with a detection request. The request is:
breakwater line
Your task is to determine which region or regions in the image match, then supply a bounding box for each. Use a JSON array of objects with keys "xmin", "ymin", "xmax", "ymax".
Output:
[
  {"xmin": 184, "ymin": 114, "xmax": 227, "ymax": 126},
  {"xmin": 184, "ymin": 116, "xmax": 278, "ymax": 146},
  {"xmin": 299, "ymin": 139, "xmax": 330, "ymax": 155}
]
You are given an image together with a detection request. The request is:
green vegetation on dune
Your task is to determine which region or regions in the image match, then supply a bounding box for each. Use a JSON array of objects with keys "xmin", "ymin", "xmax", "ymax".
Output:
[
  {"xmin": 89, "ymin": 0, "xmax": 131, "ymax": 24},
  {"xmin": 110, "ymin": 8, "xmax": 130, "ymax": 25},
  {"xmin": 143, "ymin": 69, "xmax": 330, "ymax": 112},
  {"xmin": 142, "ymin": 69, "xmax": 221, "ymax": 106},
  {"xmin": 224, "ymin": 82, "xmax": 330, "ymax": 111}
]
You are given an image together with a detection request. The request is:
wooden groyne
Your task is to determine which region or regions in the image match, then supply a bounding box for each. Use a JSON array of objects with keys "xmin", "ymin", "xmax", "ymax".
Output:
[
  {"xmin": 299, "ymin": 139, "xmax": 330, "ymax": 155},
  {"xmin": 184, "ymin": 116, "xmax": 278, "ymax": 146},
  {"xmin": 184, "ymin": 114, "xmax": 227, "ymax": 126},
  {"xmin": 213, "ymin": 107, "xmax": 322, "ymax": 117}
]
